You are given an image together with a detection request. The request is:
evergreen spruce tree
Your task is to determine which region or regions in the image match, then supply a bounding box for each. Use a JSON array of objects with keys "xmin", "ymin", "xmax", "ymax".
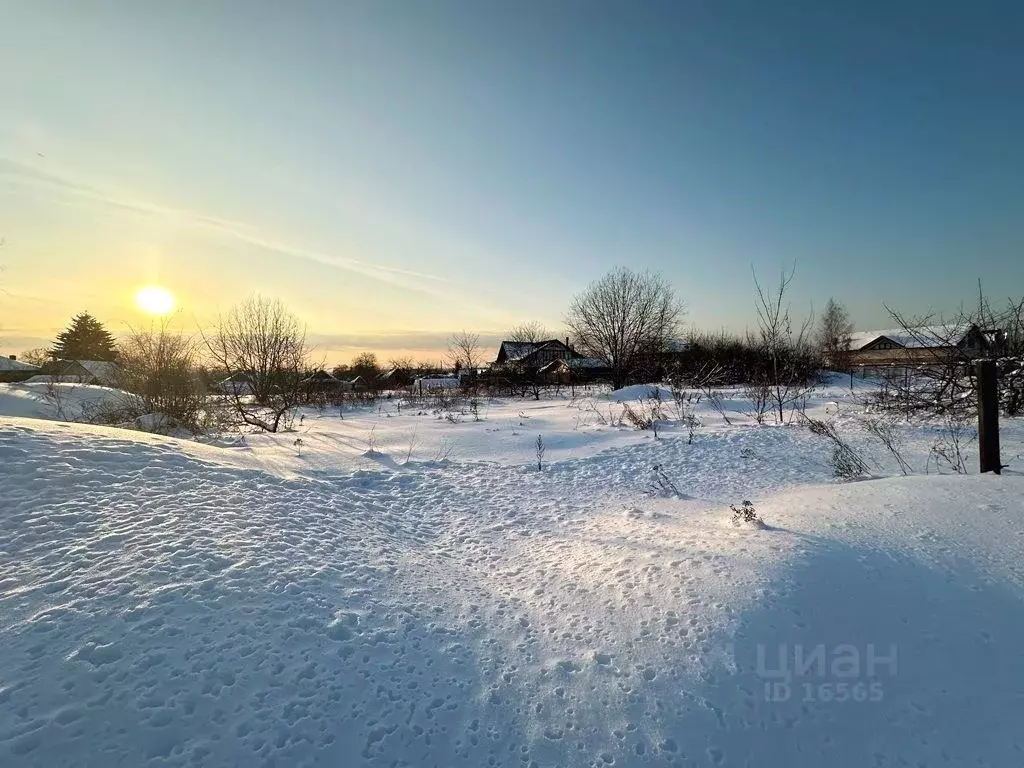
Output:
[{"xmin": 50, "ymin": 312, "xmax": 118, "ymax": 361}]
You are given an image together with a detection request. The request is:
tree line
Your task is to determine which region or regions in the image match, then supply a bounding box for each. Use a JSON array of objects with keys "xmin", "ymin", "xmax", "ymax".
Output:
[{"xmin": 21, "ymin": 264, "xmax": 1022, "ymax": 434}]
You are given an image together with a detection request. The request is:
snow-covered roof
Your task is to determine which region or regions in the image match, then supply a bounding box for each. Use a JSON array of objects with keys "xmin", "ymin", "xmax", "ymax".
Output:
[
  {"xmin": 496, "ymin": 339, "xmax": 573, "ymax": 363},
  {"xmin": 498, "ymin": 341, "xmax": 540, "ymax": 362},
  {"xmin": 566, "ymin": 356, "xmax": 609, "ymax": 370},
  {"xmin": 77, "ymin": 360, "xmax": 120, "ymax": 384},
  {"xmin": 0, "ymin": 357, "xmax": 39, "ymax": 372},
  {"xmin": 303, "ymin": 369, "xmax": 337, "ymax": 382},
  {"xmin": 848, "ymin": 324, "xmax": 974, "ymax": 351}
]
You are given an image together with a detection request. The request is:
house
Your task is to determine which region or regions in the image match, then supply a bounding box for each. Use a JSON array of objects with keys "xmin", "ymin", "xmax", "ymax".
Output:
[
  {"xmin": 537, "ymin": 357, "xmax": 613, "ymax": 384},
  {"xmin": 377, "ymin": 367, "xmax": 413, "ymax": 389},
  {"xmin": 214, "ymin": 371, "xmax": 254, "ymax": 396},
  {"xmin": 492, "ymin": 338, "xmax": 581, "ymax": 369},
  {"xmin": 0, "ymin": 355, "xmax": 40, "ymax": 383},
  {"xmin": 412, "ymin": 375, "xmax": 461, "ymax": 393},
  {"xmin": 38, "ymin": 359, "xmax": 121, "ymax": 386},
  {"xmin": 302, "ymin": 369, "xmax": 352, "ymax": 397},
  {"xmin": 847, "ymin": 324, "xmax": 993, "ymax": 367}
]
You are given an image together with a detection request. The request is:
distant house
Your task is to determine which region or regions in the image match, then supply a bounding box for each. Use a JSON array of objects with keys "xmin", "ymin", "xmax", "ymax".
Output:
[
  {"xmin": 0, "ymin": 355, "xmax": 40, "ymax": 383},
  {"xmin": 215, "ymin": 371, "xmax": 254, "ymax": 396},
  {"xmin": 412, "ymin": 375, "xmax": 461, "ymax": 393},
  {"xmin": 302, "ymin": 369, "xmax": 352, "ymax": 397},
  {"xmin": 847, "ymin": 324, "xmax": 993, "ymax": 367},
  {"xmin": 537, "ymin": 357, "xmax": 613, "ymax": 384},
  {"xmin": 377, "ymin": 367, "xmax": 413, "ymax": 389},
  {"xmin": 493, "ymin": 339, "xmax": 584, "ymax": 369},
  {"xmin": 491, "ymin": 338, "xmax": 612, "ymax": 384},
  {"xmin": 38, "ymin": 359, "xmax": 121, "ymax": 386}
]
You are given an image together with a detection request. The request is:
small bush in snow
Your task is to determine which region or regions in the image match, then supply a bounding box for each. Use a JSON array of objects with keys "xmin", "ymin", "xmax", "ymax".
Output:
[
  {"xmin": 648, "ymin": 465, "xmax": 683, "ymax": 498},
  {"xmin": 804, "ymin": 416, "xmax": 870, "ymax": 480},
  {"xmin": 861, "ymin": 414, "xmax": 913, "ymax": 475},
  {"xmin": 730, "ymin": 500, "xmax": 762, "ymax": 526},
  {"xmin": 535, "ymin": 434, "xmax": 545, "ymax": 471},
  {"xmin": 927, "ymin": 413, "xmax": 971, "ymax": 475}
]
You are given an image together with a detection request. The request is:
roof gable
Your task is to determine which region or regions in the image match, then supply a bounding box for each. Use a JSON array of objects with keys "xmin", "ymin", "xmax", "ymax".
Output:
[
  {"xmin": 0, "ymin": 358, "xmax": 39, "ymax": 372},
  {"xmin": 849, "ymin": 324, "xmax": 978, "ymax": 351}
]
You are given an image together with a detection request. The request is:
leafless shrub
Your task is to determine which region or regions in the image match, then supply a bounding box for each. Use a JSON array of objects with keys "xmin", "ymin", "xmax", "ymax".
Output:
[
  {"xmin": 743, "ymin": 379, "xmax": 772, "ymax": 424},
  {"xmin": 682, "ymin": 412, "xmax": 700, "ymax": 444},
  {"xmin": 861, "ymin": 414, "xmax": 913, "ymax": 475},
  {"xmin": 927, "ymin": 413, "xmax": 971, "ymax": 474},
  {"xmin": 364, "ymin": 424, "xmax": 378, "ymax": 454},
  {"xmin": 804, "ymin": 415, "xmax": 870, "ymax": 479},
  {"xmin": 432, "ymin": 437, "xmax": 457, "ymax": 462},
  {"xmin": 403, "ymin": 427, "xmax": 421, "ymax": 464},
  {"xmin": 117, "ymin": 319, "xmax": 206, "ymax": 432},
  {"xmin": 730, "ymin": 500, "xmax": 763, "ymax": 526},
  {"xmin": 535, "ymin": 434, "xmax": 545, "ymax": 471},
  {"xmin": 648, "ymin": 465, "xmax": 683, "ymax": 497},
  {"xmin": 80, "ymin": 396, "xmax": 145, "ymax": 426},
  {"xmin": 751, "ymin": 265, "xmax": 819, "ymax": 424},
  {"xmin": 41, "ymin": 375, "xmax": 73, "ymax": 420},
  {"xmin": 621, "ymin": 402, "xmax": 652, "ymax": 431},
  {"xmin": 582, "ymin": 399, "xmax": 607, "ymax": 425}
]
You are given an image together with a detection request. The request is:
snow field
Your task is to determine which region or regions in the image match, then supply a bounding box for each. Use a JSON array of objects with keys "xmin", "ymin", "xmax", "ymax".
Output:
[{"xmin": 3, "ymin": 376, "xmax": 1024, "ymax": 767}]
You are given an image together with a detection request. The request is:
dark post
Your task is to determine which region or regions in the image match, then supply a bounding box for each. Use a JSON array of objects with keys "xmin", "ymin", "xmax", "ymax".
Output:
[{"xmin": 975, "ymin": 359, "xmax": 1000, "ymax": 474}]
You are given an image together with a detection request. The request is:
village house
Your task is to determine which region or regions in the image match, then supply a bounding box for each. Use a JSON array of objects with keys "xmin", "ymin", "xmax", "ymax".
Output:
[
  {"xmin": 35, "ymin": 359, "xmax": 121, "ymax": 386},
  {"xmin": 492, "ymin": 338, "xmax": 576, "ymax": 369},
  {"xmin": 302, "ymin": 369, "xmax": 353, "ymax": 398},
  {"xmin": 0, "ymin": 355, "xmax": 40, "ymax": 383},
  {"xmin": 491, "ymin": 338, "xmax": 582, "ymax": 369},
  {"xmin": 847, "ymin": 324, "xmax": 995, "ymax": 367}
]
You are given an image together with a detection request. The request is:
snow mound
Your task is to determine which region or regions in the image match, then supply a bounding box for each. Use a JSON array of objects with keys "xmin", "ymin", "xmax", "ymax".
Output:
[
  {"xmin": 0, "ymin": 382, "xmax": 130, "ymax": 422},
  {"xmin": 2, "ymin": 419, "xmax": 1024, "ymax": 766},
  {"xmin": 609, "ymin": 383, "xmax": 674, "ymax": 402}
]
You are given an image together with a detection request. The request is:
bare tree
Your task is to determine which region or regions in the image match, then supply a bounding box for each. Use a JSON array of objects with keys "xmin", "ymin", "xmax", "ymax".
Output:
[
  {"xmin": 817, "ymin": 298, "xmax": 854, "ymax": 370},
  {"xmin": 203, "ymin": 296, "xmax": 309, "ymax": 432},
  {"xmin": 446, "ymin": 330, "xmax": 482, "ymax": 372},
  {"xmin": 387, "ymin": 355, "xmax": 416, "ymax": 371},
  {"xmin": 751, "ymin": 265, "xmax": 817, "ymax": 424},
  {"xmin": 506, "ymin": 321, "xmax": 550, "ymax": 343},
  {"xmin": 117, "ymin": 319, "xmax": 207, "ymax": 431},
  {"xmin": 19, "ymin": 347, "xmax": 51, "ymax": 367},
  {"xmin": 565, "ymin": 268, "xmax": 684, "ymax": 390}
]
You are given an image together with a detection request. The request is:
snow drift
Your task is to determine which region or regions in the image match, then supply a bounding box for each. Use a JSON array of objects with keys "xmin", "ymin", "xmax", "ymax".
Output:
[{"xmin": 3, "ymin": 416, "xmax": 1023, "ymax": 767}]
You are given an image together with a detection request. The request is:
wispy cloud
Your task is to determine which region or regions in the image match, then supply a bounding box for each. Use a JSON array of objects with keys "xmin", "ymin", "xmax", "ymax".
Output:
[{"xmin": 0, "ymin": 157, "xmax": 449, "ymax": 294}]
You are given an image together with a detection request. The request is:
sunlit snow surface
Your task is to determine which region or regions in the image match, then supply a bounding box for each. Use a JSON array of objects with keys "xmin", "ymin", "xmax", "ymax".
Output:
[{"xmin": 3, "ymin": 379, "xmax": 1024, "ymax": 766}]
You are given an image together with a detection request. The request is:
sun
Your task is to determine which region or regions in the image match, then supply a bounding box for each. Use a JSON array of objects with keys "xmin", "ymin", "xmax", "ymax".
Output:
[{"xmin": 134, "ymin": 285, "xmax": 176, "ymax": 315}]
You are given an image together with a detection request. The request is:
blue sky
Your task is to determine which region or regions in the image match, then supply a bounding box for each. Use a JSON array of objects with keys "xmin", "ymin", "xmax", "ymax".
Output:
[{"xmin": 1, "ymin": 0, "xmax": 1022, "ymax": 362}]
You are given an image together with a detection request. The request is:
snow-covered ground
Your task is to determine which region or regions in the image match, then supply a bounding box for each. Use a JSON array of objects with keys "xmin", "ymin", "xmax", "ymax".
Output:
[{"xmin": 3, "ymin": 379, "xmax": 1024, "ymax": 766}]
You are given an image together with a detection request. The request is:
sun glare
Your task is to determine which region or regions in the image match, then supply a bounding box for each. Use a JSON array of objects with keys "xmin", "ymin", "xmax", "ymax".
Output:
[{"xmin": 135, "ymin": 285, "xmax": 176, "ymax": 315}]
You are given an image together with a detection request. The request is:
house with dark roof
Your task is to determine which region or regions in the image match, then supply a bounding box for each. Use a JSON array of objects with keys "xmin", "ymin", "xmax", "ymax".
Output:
[
  {"xmin": 493, "ymin": 339, "xmax": 580, "ymax": 369},
  {"xmin": 302, "ymin": 369, "xmax": 353, "ymax": 398},
  {"xmin": 376, "ymin": 367, "xmax": 413, "ymax": 389},
  {"xmin": 847, "ymin": 324, "xmax": 992, "ymax": 366},
  {"xmin": 37, "ymin": 359, "xmax": 121, "ymax": 386},
  {"xmin": 536, "ymin": 356, "xmax": 613, "ymax": 383},
  {"xmin": 0, "ymin": 355, "xmax": 40, "ymax": 383},
  {"xmin": 491, "ymin": 338, "xmax": 612, "ymax": 384}
]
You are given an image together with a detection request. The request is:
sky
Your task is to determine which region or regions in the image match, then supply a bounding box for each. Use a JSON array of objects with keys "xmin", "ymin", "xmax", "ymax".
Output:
[{"xmin": 1, "ymin": 0, "xmax": 1022, "ymax": 364}]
